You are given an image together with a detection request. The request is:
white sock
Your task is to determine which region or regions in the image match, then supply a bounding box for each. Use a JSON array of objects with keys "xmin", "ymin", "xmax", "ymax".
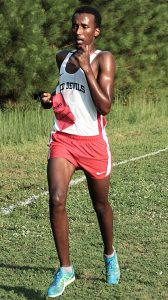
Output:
[
  {"xmin": 104, "ymin": 248, "xmax": 115, "ymax": 258},
  {"xmin": 60, "ymin": 266, "xmax": 73, "ymax": 272}
]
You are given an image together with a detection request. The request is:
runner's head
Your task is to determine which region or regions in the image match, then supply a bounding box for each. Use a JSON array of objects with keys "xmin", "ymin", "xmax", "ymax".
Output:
[
  {"xmin": 72, "ymin": 6, "xmax": 101, "ymax": 49},
  {"xmin": 72, "ymin": 6, "xmax": 101, "ymax": 29}
]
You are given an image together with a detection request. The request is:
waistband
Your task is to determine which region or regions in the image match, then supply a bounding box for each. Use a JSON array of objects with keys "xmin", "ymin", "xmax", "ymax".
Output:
[{"xmin": 55, "ymin": 131, "xmax": 101, "ymax": 141}]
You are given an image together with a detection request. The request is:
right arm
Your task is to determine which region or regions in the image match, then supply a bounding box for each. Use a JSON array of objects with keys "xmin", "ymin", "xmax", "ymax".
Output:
[{"xmin": 40, "ymin": 50, "xmax": 69, "ymax": 109}]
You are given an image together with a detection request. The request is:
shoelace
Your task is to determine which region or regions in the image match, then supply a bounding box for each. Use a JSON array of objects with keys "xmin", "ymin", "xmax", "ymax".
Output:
[
  {"xmin": 106, "ymin": 257, "xmax": 117, "ymax": 273},
  {"xmin": 107, "ymin": 260, "xmax": 114, "ymax": 270},
  {"xmin": 52, "ymin": 269, "xmax": 63, "ymax": 286}
]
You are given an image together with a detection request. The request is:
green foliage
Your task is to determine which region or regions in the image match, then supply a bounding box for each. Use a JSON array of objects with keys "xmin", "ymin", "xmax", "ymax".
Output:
[
  {"xmin": 41, "ymin": 0, "xmax": 79, "ymax": 47},
  {"xmin": 0, "ymin": 0, "xmax": 55, "ymax": 103},
  {"xmin": 94, "ymin": 0, "xmax": 168, "ymax": 92},
  {"xmin": 0, "ymin": 0, "xmax": 167, "ymax": 105}
]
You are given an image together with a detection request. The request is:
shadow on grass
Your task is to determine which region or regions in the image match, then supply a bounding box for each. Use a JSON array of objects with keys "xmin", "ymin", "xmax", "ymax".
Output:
[
  {"xmin": 0, "ymin": 285, "xmax": 46, "ymax": 300},
  {"xmin": 0, "ymin": 263, "xmax": 104, "ymax": 282},
  {"xmin": 76, "ymin": 272, "xmax": 105, "ymax": 283},
  {"xmin": 0, "ymin": 262, "xmax": 54, "ymax": 272}
]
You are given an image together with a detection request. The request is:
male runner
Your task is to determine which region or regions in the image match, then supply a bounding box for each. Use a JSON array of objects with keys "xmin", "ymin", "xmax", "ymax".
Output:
[{"xmin": 41, "ymin": 6, "xmax": 120, "ymax": 298}]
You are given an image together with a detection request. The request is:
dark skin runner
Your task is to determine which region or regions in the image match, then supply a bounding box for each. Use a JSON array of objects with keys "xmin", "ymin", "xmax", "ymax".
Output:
[{"xmin": 41, "ymin": 12, "xmax": 115, "ymax": 267}]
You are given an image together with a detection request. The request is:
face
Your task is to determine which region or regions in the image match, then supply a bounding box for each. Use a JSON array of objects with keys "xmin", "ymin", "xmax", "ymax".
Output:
[{"xmin": 72, "ymin": 13, "xmax": 100, "ymax": 49}]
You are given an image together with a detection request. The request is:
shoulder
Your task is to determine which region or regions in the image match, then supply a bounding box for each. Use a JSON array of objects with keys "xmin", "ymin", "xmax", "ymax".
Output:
[
  {"xmin": 97, "ymin": 51, "xmax": 115, "ymax": 73},
  {"xmin": 56, "ymin": 49, "xmax": 73, "ymax": 68},
  {"xmin": 98, "ymin": 50, "xmax": 115, "ymax": 65}
]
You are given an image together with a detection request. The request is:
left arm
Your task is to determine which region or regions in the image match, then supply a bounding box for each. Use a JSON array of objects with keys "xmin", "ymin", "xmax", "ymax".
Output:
[{"xmin": 74, "ymin": 47, "xmax": 115, "ymax": 115}]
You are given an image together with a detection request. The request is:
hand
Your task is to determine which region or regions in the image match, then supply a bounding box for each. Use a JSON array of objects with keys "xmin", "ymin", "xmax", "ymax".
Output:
[
  {"xmin": 41, "ymin": 92, "xmax": 52, "ymax": 103},
  {"xmin": 40, "ymin": 92, "xmax": 53, "ymax": 109},
  {"xmin": 74, "ymin": 45, "xmax": 91, "ymax": 72}
]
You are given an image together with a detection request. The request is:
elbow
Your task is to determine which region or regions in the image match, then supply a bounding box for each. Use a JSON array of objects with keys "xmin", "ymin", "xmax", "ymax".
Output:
[
  {"xmin": 100, "ymin": 99, "xmax": 112, "ymax": 115},
  {"xmin": 101, "ymin": 108, "xmax": 110, "ymax": 116}
]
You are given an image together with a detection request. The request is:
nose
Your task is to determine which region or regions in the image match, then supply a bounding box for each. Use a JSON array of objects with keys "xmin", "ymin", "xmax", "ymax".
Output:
[{"xmin": 76, "ymin": 26, "xmax": 83, "ymax": 35}]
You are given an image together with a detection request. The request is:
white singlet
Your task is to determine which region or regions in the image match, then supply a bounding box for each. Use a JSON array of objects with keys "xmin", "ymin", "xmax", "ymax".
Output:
[{"xmin": 52, "ymin": 50, "xmax": 107, "ymax": 136}]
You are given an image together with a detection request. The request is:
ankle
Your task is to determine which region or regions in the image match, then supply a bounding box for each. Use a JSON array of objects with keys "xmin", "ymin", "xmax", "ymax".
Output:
[
  {"xmin": 60, "ymin": 266, "xmax": 73, "ymax": 272},
  {"xmin": 104, "ymin": 247, "xmax": 115, "ymax": 258}
]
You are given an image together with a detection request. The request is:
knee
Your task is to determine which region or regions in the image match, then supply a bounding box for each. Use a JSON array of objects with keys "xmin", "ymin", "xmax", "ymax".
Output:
[
  {"xmin": 94, "ymin": 201, "xmax": 111, "ymax": 215},
  {"xmin": 49, "ymin": 189, "xmax": 66, "ymax": 213}
]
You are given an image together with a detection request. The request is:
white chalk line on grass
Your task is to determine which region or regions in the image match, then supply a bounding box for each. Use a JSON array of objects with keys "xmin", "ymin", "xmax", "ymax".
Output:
[{"xmin": 1, "ymin": 146, "xmax": 168, "ymax": 216}]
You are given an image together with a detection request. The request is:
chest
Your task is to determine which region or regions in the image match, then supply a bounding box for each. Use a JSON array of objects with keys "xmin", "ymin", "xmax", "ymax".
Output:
[{"xmin": 65, "ymin": 54, "xmax": 99, "ymax": 79}]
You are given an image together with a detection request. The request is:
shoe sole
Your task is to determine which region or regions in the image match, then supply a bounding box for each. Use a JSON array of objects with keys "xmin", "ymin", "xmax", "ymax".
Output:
[
  {"xmin": 47, "ymin": 276, "xmax": 75, "ymax": 298},
  {"xmin": 107, "ymin": 273, "xmax": 120, "ymax": 285},
  {"xmin": 107, "ymin": 278, "xmax": 120, "ymax": 284}
]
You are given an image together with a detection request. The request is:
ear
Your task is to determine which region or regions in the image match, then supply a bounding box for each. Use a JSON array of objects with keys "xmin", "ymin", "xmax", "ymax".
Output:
[{"xmin": 94, "ymin": 27, "xmax": 100, "ymax": 38}]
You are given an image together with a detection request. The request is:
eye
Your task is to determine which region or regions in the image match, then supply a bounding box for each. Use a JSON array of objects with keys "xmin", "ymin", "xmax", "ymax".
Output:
[
  {"xmin": 72, "ymin": 24, "xmax": 78, "ymax": 30},
  {"xmin": 83, "ymin": 25, "xmax": 89, "ymax": 29}
]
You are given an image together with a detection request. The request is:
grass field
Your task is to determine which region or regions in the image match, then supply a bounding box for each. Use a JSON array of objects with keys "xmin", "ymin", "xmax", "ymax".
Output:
[{"xmin": 0, "ymin": 96, "xmax": 168, "ymax": 299}]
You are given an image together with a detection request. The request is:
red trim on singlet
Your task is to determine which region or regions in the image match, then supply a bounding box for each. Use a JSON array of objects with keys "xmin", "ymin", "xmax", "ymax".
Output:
[{"xmin": 97, "ymin": 113, "xmax": 107, "ymax": 137}]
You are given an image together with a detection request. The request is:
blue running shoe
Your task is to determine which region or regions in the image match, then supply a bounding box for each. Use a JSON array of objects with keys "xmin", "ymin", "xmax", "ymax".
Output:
[
  {"xmin": 104, "ymin": 250, "xmax": 120, "ymax": 284},
  {"xmin": 47, "ymin": 267, "xmax": 75, "ymax": 297}
]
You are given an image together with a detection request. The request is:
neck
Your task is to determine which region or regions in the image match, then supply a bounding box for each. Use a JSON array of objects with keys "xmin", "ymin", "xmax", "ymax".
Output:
[
  {"xmin": 89, "ymin": 48, "xmax": 96, "ymax": 55},
  {"xmin": 75, "ymin": 44, "xmax": 96, "ymax": 55}
]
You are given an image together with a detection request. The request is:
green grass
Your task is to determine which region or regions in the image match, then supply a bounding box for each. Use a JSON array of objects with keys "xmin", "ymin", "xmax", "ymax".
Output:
[
  {"xmin": 0, "ymin": 89, "xmax": 168, "ymax": 146},
  {"xmin": 0, "ymin": 104, "xmax": 53, "ymax": 145},
  {"xmin": 0, "ymin": 95, "xmax": 168, "ymax": 299}
]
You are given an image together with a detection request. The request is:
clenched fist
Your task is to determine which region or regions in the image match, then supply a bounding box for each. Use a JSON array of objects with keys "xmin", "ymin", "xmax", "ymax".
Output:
[{"xmin": 40, "ymin": 92, "xmax": 53, "ymax": 109}]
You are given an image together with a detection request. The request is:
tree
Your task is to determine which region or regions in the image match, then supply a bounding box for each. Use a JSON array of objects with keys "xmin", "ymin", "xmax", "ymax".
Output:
[
  {"xmin": 0, "ymin": 0, "xmax": 55, "ymax": 104},
  {"xmin": 95, "ymin": 0, "xmax": 168, "ymax": 92},
  {"xmin": 0, "ymin": 0, "xmax": 167, "ymax": 105}
]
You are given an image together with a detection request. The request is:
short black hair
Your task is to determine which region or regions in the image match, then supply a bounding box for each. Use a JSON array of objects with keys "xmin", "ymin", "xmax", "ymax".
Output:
[{"xmin": 72, "ymin": 6, "xmax": 102, "ymax": 28}]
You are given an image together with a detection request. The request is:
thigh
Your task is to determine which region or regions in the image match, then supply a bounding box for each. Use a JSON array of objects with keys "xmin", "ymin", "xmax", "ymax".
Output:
[
  {"xmin": 75, "ymin": 137, "xmax": 112, "ymax": 180},
  {"xmin": 49, "ymin": 135, "xmax": 78, "ymax": 168},
  {"xmin": 85, "ymin": 174, "xmax": 110, "ymax": 205},
  {"xmin": 47, "ymin": 157, "xmax": 76, "ymax": 199}
]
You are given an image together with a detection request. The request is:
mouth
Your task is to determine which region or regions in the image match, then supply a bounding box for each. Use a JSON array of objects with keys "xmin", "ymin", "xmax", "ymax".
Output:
[{"xmin": 75, "ymin": 38, "xmax": 84, "ymax": 45}]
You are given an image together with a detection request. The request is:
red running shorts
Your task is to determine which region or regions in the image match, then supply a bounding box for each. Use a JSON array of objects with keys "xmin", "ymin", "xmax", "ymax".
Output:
[{"xmin": 49, "ymin": 132, "xmax": 112, "ymax": 179}]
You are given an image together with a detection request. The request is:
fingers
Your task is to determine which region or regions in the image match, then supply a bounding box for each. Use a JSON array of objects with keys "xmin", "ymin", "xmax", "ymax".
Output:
[
  {"xmin": 75, "ymin": 45, "xmax": 88, "ymax": 54},
  {"xmin": 73, "ymin": 45, "xmax": 89, "ymax": 62},
  {"xmin": 80, "ymin": 45, "xmax": 89, "ymax": 51},
  {"xmin": 74, "ymin": 47, "xmax": 84, "ymax": 58},
  {"xmin": 42, "ymin": 92, "xmax": 51, "ymax": 98},
  {"xmin": 41, "ymin": 92, "xmax": 52, "ymax": 103},
  {"xmin": 72, "ymin": 45, "xmax": 91, "ymax": 72}
]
